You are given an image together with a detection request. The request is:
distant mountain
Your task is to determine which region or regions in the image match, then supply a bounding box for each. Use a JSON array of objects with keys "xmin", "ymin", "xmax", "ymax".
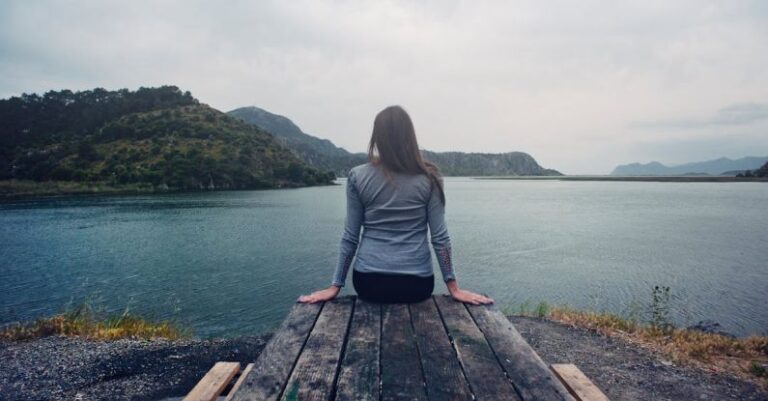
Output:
[
  {"xmin": 421, "ymin": 151, "xmax": 561, "ymax": 176},
  {"xmin": 611, "ymin": 157, "xmax": 768, "ymax": 176},
  {"xmin": 228, "ymin": 106, "xmax": 365, "ymax": 175},
  {"xmin": 0, "ymin": 87, "xmax": 334, "ymax": 194},
  {"xmin": 228, "ymin": 106, "xmax": 561, "ymax": 176}
]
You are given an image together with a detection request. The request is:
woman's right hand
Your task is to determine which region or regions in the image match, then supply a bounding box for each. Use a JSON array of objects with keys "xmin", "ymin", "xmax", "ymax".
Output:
[{"xmin": 298, "ymin": 286, "xmax": 341, "ymax": 303}]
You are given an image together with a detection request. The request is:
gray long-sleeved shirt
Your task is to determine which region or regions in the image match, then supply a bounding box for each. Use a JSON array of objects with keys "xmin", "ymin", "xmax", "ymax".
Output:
[{"xmin": 331, "ymin": 162, "xmax": 455, "ymax": 287}]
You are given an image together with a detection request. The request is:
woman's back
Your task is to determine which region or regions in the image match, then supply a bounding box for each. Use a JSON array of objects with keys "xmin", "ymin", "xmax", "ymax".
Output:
[
  {"xmin": 350, "ymin": 162, "xmax": 444, "ymax": 276},
  {"xmin": 332, "ymin": 162, "xmax": 452, "ymax": 287}
]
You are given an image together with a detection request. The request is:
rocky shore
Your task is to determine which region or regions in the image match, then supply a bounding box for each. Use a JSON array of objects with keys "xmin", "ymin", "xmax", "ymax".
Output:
[
  {"xmin": 511, "ymin": 316, "xmax": 767, "ymax": 401},
  {"xmin": 1, "ymin": 318, "xmax": 765, "ymax": 401},
  {"xmin": 0, "ymin": 335, "xmax": 268, "ymax": 400}
]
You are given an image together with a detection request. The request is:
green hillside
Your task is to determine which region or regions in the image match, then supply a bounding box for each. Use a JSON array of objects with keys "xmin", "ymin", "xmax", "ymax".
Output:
[{"xmin": 0, "ymin": 87, "xmax": 334, "ymax": 196}]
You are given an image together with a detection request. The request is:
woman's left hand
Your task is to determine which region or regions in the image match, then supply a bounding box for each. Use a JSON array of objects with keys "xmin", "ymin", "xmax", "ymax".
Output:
[
  {"xmin": 449, "ymin": 288, "xmax": 494, "ymax": 305},
  {"xmin": 446, "ymin": 280, "xmax": 494, "ymax": 305},
  {"xmin": 298, "ymin": 286, "xmax": 340, "ymax": 303}
]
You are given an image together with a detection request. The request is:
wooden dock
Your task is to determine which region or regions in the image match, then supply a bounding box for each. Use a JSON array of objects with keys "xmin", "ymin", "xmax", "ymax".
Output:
[{"xmin": 187, "ymin": 295, "xmax": 607, "ymax": 401}]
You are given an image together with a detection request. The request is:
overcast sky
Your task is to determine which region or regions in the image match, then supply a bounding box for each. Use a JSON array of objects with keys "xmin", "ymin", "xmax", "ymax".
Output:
[{"xmin": 1, "ymin": 1, "xmax": 767, "ymax": 174}]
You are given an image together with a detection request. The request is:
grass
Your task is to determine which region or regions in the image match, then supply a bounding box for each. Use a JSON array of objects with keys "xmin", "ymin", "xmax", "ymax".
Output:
[
  {"xmin": 0, "ymin": 179, "xmax": 161, "ymax": 198},
  {"xmin": 506, "ymin": 296, "xmax": 768, "ymax": 389},
  {"xmin": 0, "ymin": 302, "xmax": 186, "ymax": 341}
]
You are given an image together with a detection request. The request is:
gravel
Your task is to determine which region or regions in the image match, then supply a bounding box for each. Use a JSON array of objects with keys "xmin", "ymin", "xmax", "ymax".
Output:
[
  {"xmin": 0, "ymin": 335, "xmax": 268, "ymax": 401},
  {"xmin": 510, "ymin": 316, "xmax": 767, "ymax": 401},
  {"xmin": 2, "ymin": 319, "xmax": 765, "ymax": 401}
]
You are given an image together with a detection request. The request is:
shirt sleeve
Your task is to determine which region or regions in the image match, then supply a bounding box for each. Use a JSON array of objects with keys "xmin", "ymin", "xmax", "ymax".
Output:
[
  {"xmin": 331, "ymin": 170, "xmax": 364, "ymax": 287},
  {"xmin": 427, "ymin": 178, "xmax": 456, "ymax": 282}
]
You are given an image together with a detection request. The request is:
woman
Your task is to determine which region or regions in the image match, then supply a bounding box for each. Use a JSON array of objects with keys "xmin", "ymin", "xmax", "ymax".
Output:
[{"xmin": 298, "ymin": 106, "xmax": 493, "ymax": 305}]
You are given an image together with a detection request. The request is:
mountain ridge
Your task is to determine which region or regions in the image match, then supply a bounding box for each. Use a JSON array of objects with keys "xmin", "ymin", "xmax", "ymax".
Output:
[
  {"xmin": 228, "ymin": 106, "xmax": 363, "ymax": 175},
  {"xmin": 612, "ymin": 156, "xmax": 768, "ymax": 176},
  {"xmin": 228, "ymin": 106, "xmax": 562, "ymax": 176}
]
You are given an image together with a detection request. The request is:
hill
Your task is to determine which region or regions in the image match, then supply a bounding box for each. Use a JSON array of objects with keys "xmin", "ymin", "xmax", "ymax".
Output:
[
  {"xmin": 228, "ymin": 106, "xmax": 364, "ymax": 175},
  {"xmin": 228, "ymin": 106, "xmax": 561, "ymax": 176},
  {"xmin": 611, "ymin": 156, "xmax": 768, "ymax": 176},
  {"xmin": 735, "ymin": 161, "xmax": 768, "ymax": 178},
  {"xmin": 0, "ymin": 87, "xmax": 334, "ymax": 196},
  {"xmin": 421, "ymin": 150, "xmax": 561, "ymax": 176}
]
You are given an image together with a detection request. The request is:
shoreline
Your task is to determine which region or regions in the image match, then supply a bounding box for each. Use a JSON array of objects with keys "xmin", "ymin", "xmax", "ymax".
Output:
[
  {"xmin": 0, "ymin": 179, "xmax": 339, "ymax": 200},
  {"xmin": 1, "ymin": 316, "xmax": 765, "ymax": 400},
  {"xmin": 473, "ymin": 175, "xmax": 768, "ymax": 182},
  {"xmin": 3, "ymin": 175, "xmax": 765, "ymax": 200}
]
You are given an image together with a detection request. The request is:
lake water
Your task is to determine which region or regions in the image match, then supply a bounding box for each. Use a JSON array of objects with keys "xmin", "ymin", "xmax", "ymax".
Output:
[{"xmin": 1, "ymin": 178, "xmax": 766, "ymax": 337}]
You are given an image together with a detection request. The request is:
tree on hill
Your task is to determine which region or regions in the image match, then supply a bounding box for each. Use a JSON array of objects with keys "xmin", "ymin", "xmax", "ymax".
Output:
[
  {"xmin": 0, "ymin": 86, "xmax": 197, "ymax": 151},
  {"xmin": 0, "ymin": 87, "xmax": 334, "ymax": 191}
]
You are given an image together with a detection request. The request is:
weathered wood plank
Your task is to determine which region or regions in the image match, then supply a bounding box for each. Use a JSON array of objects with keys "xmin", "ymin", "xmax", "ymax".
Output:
[
  {"xmin": 281, "ymin": 297, "xmax": 354, "ymax": 401},
  {"xmin": 224, "ymin": 363, "xmax": 254, "ymax": 401},
  {"xmin": 409, "ymin": 297, "xmax": 474, "ymax": 401},
  {"xmin": 184, "ymin": 361, "xmax": 241, "ymax": 401},
  {"xmin": 230, "ymin": 302, "xmax": 323, "ymax": 401},
  {"xmin": 466, "ymin": 304, "xmax": 573, "ymax": 401},
  {"xmin": 551, "ymin": 364, "xmax": 610, "ymax": 401},
  {"xmin": 334, "ymin": 298, "xmax": 381, "ymax": 401},
  {"xmin": 434, "ymin": 295, "xmax": 521, "ymax": 401},
  {"xmin": 381, "ymin": 303, "xmax": 428, "ymax": 401}
]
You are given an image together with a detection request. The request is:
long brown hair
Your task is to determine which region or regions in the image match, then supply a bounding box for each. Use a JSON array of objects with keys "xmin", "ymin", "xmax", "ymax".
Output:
[{"xmin": 367, "ymin": 105, "xmax": 446, "ymax": 205}]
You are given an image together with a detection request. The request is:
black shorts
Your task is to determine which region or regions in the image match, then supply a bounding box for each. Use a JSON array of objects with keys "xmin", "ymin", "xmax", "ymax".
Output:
[{"xmin": 352, "ymin": 269, "xmax": 434, "ymax": 304}]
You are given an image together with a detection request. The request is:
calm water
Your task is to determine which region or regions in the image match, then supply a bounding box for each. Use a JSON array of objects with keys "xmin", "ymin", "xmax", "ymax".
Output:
[{"xmin": 1, "ymin": 179, "xmax": 766, "ymax": 337}]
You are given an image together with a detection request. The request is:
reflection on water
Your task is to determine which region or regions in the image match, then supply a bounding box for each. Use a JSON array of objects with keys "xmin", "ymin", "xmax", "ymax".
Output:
[{"xmin": 1, "ymin": 179, "xmax": 767, "ymax": 337}]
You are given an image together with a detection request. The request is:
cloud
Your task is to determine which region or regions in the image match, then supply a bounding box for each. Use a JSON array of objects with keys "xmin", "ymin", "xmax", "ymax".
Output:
[
  {"xmin": 1, "ymin": 0, "xmax": 767, "ymax": 174},
  {"xmin": 714, "ymin": 103, "xmax": 768, "ymax": 125},
  {"xmin": 630, "ymin": 103, "xmax": 768, "ymax": 129}
]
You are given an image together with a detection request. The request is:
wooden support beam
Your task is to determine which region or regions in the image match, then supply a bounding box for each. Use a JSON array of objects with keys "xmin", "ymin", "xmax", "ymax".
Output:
[
  {"xmin": 224, "ymin": 363, "xmax": 254, "ymax": 401},
  {"xmin": 184, "ymin": 361, "xmax": 241, "ymax": 401},
  {"xmin": 551, "ymin": 364, "xmax": 610, "ymax": 401}
]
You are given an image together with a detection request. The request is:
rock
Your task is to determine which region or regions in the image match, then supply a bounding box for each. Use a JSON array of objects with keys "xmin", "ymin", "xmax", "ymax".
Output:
[
  {"xmin": 0, "ymin": 335, "xmax": 268, "ymax": 400},
  {"xmin": 687, "ymin": 320, "xmax": 736, "ymax": 338}
]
